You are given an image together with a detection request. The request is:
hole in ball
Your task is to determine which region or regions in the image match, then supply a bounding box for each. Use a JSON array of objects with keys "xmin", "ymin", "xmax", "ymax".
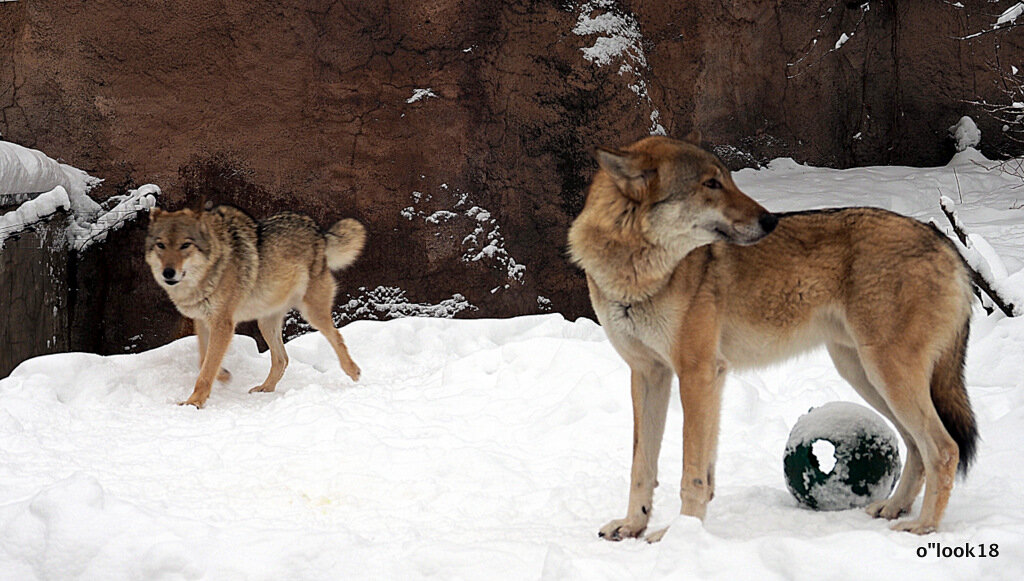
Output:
[{"xmin": 811, "ymin": 439, "xmax": 837, "ymax": 474}]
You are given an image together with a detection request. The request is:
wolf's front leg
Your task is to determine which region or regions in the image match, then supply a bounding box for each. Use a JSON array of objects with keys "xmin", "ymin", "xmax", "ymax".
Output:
[
  {"xmin": 600, "ymin": 362, "xmax": 672, "ymax": 541},
  {"xmin": 675, "ymin": 358, "xmax": 726, "ymax": 522},
  {"xmin": 183, "ymin": 316, "xmax": 234, "ymax": 408},
  {"xmin": 195, "ymin": 318, "xmax": 231, "ymax": 382}
]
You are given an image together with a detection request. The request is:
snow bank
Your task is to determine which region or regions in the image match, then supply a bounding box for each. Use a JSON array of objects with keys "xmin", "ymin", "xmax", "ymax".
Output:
[
  {"xmin": 734, "ymin": 147, "xmax": 1024, "ymax": 275},
  {"xmin": 0, "ymin": 311, "xmax": 1022, "ymax": 579}
]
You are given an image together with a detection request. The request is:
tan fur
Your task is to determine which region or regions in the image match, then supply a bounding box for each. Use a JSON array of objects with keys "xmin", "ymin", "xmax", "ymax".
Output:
[
  {"xmin": 568, "ymin": 136, "xmax": 976, "ymax": 540},
  {"xmin": 145, "ymin": 205, "xmax": 366, "ymax": 408}
]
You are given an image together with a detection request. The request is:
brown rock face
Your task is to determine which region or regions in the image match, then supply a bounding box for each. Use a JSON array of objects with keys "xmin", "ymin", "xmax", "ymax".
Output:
[{"xmin": 1, "ymin": 1, "xmax": 1021, "ymax": 357}]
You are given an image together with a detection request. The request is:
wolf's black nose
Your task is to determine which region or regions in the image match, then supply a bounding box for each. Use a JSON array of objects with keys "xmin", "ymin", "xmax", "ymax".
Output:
[
  {"xmin": 162, "ymin": 268, "xmax": 176, "ymax": 280},
  {"xmin": 759, "ymin": 213, "xmax": 779, "ymax": 234}
]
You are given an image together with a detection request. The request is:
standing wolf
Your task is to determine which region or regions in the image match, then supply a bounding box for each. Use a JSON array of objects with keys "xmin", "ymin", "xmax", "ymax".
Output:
[
  {"xmin": 146, "ymin": 204, "xmax": 365, "ymax": 408},
  {"xmin": 568, "ymin": 134, "xmax": 976, "ymax": 540}
]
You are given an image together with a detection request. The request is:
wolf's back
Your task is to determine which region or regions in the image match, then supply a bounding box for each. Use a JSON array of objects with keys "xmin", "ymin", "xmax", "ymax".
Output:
[{"xmin": 325, "ymin": 219, "xmax": 366, "ymax": 271}]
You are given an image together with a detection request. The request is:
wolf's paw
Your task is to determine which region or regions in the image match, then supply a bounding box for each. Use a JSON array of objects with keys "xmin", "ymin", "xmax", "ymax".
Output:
[
  {"xmin": 178, "ymin": 395, "xmax": 207, "ymax": 409},
  {"xmin": 343, "ymin": 362, "xmax": 361, "ymax": 382},
  {"xmin": 866, "ymin": 499, "xmax": 909, "ymax": 520},
  {"xmin": 217, "ymin": 368, "xmax": 232, "ymax": 382},
  {"xmin": 644, "ymin": 527, "xmax": 669, "ymax": 543},
  {"xmin": 598, "ymin": 517, "xmax": 647, "ymax": 541},
  {"xmin": 248, "ymin": 384, "xmax": 276, "ymax": 394},
  {"xmin": 891, "ymin": 519, "xmax": 937, "ymax": 535}
]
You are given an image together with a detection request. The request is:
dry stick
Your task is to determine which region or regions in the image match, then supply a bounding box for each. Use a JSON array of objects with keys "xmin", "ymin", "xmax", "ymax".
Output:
[{"xmin": 939, "ymin": 202, "xmax": 1019, "ymax": 318}]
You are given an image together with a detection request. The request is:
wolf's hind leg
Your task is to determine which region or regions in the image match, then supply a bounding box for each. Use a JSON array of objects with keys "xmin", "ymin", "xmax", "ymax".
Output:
[
  {"xmin": 251, "ymin": 312, "xmax": 289, "ymax": 393},
  {"xmin": 860, "ymin": 345, "xmax": 958, "ymax": 534},
  {"xmin": 302, "ymin": 274, "xmax": 360, "ymax": 382},
  {"xmin": 826, "ymin": 342, "xmax": 924, "ymax": 519}
]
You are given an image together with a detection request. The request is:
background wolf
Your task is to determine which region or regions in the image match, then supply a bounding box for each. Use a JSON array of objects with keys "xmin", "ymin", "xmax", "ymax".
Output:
[
  {"xmin": 568, "ymin": 135, "xmax": 977, "ymax": 540},
  {"xmin": 145, "ymin": 204, "xmax": 365, "ymax": 408}
]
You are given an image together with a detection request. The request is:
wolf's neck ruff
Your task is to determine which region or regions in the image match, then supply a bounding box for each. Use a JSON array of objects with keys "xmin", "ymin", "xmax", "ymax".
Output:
[
  {"xmin": 569, "ymin": 199, "xmax": 702, "ymax": 305},
  {"xmin": 578, "ymin": 235, "xmax": 683, "ymax": 305}
]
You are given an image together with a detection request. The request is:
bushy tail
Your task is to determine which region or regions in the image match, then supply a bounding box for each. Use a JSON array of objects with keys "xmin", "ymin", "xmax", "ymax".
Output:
[
  {"xmin": 324, "ymin": 218, "xmax": 366, "ymax": 271},
  {"xmin": 931, "ymin": 319, "xmax": 978, "ymax": 475}
]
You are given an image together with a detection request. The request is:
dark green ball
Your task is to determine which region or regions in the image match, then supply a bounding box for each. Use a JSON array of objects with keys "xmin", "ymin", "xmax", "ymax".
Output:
[{"xmin": 783, "ymin": 402, "xmax": 902, "ymax": 511}]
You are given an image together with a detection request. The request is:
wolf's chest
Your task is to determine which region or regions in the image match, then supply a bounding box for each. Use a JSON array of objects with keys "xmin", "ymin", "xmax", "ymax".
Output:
[
  {"xmin": 168, "ymin": 291, "xmax": 213, "ymax": 320},
  {"xmin": 599, "ymin": 298, "xmax": 678, "ymax": 363}
]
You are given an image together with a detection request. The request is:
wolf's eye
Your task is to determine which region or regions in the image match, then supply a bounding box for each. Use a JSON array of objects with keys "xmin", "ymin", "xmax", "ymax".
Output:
[
  {"xmin": 155, "ymin": 242, "xmax": 166, "ymax": 249},
  {"xmin": 180, "ymin": 242, "xmax": 192, "ymax": 250},
  {"xmin": 703, "ymin": 178, "xmax": 723, "ymax": 190}
]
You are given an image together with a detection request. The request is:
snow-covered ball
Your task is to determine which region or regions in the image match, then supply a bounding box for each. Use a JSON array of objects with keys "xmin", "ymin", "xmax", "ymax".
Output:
[{"xmin": 783, "ymin": 402, "xmax": 901, "ymax": 511}]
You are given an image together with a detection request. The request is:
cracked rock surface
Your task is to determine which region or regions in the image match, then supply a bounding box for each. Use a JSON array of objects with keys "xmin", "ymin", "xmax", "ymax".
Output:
[{"xmin": 0, "ymin": 0, "xmax": 1020, "ymax": 354}]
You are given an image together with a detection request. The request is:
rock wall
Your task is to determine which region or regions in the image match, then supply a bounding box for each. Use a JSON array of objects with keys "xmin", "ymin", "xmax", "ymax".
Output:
[
  {"xmin": 0, "ymin": 213, "xmax": 70, "ymax": 377},
  {"xmin": 1, "ymin": 0, "xmax": 1022, "ymax": 358}
]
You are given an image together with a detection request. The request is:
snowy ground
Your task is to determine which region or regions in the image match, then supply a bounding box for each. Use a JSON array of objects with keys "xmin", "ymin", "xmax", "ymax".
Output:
[{"xmin": 2, "ymin": 150, "xmax": 1024, "ymax": 580}]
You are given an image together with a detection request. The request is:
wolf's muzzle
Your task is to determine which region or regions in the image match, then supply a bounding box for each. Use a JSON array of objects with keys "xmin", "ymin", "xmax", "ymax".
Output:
[{"xmin": 162, "ymin": 268, "xmax": 179, "ymax": 285}]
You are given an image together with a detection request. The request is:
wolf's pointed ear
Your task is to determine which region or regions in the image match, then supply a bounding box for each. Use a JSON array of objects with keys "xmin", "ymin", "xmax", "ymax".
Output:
[
  {"xmin": 196, "ymin": 211, "xmax": 212, "ymax": 239},
  {"xmin": 682, "ymin": 130, "xmax": 702, "ymax": 146},
  {"xmin": 594, "ymin": 147, "xmax": 656, "ymax": 203}
]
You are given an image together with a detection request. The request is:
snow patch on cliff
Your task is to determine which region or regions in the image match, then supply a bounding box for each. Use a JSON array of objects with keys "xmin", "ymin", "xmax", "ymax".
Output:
[
  {"xmin": 405, "ymin": 88, "xmax": 438, "ymax": 104},
  {"xmin": 573, "ymin": 1, "xmax": 665, "ymax": 135},
  {"xmin": 0, "ymin": 141, "xmax": 100, "ymax": 214},
  {"xmin": 0, "ymin": 187, "xmax": 70, "ymax": 249},
  {"xmin": 402, "ymin": 184, "xmax": 525, "ymax": 285}
]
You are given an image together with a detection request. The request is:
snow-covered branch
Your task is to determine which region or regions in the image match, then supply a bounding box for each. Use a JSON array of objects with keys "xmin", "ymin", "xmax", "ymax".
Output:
[
  {"xmin": 939, "ymin": 196, "xmax": 1022, "ymax": 317},
  {"xmin": 958, "ymin": 2, "xmax": 1024, "ymax": 39}
]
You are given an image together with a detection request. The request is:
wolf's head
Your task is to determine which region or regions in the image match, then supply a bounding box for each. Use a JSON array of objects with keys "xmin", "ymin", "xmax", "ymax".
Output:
[
  {"xmin": 589, "ymin": 133, "xmax": 776, "ymax": 251},
  {"xmin": 145, "ymin": 208, "xmax": 214, "ymax": 291}
]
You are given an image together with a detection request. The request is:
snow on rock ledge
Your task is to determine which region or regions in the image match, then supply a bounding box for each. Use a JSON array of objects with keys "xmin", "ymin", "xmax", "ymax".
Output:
[
  {"xmin": 67, "ymin": 184, "xmax": 159, "ymax": 252},
  {"xmin": 0, "ymin": 140, "xmax": 101, "ymax": 217},
  {"xmin": 0, "ymin": 187, "xmax": 71, "ymax": 249},
  {"xmin": 1, "ymin": 141, "xmax": 159, "ymax": 252}
]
